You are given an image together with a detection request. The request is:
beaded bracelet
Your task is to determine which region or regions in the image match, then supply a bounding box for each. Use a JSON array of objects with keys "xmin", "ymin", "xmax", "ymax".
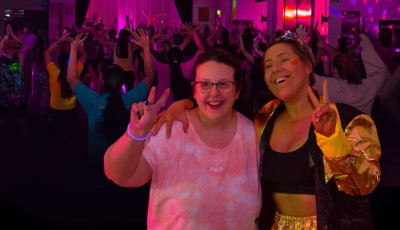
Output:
[{"xmin": 126, "ymin": 123, "xmax": 150, "ymax": 141}]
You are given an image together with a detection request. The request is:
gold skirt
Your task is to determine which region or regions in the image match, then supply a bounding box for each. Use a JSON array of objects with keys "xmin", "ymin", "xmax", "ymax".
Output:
[{"xmin": 271, "ymin": 212, "xmax": 317, "ymax": 230}]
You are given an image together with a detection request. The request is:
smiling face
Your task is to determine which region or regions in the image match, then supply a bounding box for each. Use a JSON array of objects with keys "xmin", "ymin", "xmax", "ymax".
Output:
[
  {"xmin": 263, "ymin": 43, "xmax": 312, "ymax": 102},
  {"xmin": 194, "ymin": 60, "xmax": 240, "ymax": 123}
]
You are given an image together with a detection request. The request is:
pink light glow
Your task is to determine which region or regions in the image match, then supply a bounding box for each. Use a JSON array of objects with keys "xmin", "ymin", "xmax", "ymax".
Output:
[
  {"xmin": 364, "ymin": 0, "xmax": 367, "ymax": 4},
  {"xmin": 370, "ymin": 17, "xmax": 374, "ymax": 22},
  {"xmin": 284, "ymin": 8, "xmax": 311, "ymax": 19}
]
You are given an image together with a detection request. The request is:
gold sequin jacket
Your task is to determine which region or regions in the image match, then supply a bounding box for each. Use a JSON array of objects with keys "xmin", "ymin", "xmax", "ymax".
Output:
[{"xmin": 256, "ymin": 99, "xmax": 381, "ymax": 230}]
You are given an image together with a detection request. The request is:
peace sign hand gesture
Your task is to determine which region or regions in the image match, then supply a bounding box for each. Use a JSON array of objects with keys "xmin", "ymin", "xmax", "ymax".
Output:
[
  {"xmin": 307, "ymin": 79, "xmax": 337, "ymax": 137},
  {"xmin": 129, "ymin": 87, "xmax": 170, "ymax": 138}
]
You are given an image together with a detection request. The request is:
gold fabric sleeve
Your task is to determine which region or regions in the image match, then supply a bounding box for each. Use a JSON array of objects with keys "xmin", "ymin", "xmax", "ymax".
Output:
[
  {"xmin": 255, "ymin": 100, "xmax": 280, "ymax": 143},
  {"xmin": 316, "ymin": 104, "xmax": 381, "ymax": 196}
]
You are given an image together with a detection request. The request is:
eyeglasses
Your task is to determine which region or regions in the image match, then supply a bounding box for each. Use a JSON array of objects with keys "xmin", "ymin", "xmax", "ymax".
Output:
[{"xmin": 192, "ymin": 81, "xmax": 237, "ymax": 93}]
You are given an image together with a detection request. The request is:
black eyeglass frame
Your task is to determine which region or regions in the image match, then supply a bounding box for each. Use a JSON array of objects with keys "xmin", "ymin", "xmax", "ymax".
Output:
[{"xmin": 191, "ymin": 81, "xmax": 238, "ymax": 93}]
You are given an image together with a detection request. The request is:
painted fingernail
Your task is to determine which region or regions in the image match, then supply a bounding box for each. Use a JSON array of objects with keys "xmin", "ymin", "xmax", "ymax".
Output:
[
  {"xmin": 145, "ymin": 99, "xmax": 149, "ymax": 105},
  {"xmin": 315, "ymin": 117, "xmax": 320, "ymax": 122}
]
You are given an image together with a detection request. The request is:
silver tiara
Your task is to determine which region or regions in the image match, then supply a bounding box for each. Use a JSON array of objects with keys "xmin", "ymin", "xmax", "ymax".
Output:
[{"xmin": 281, "ymin": 31, "xmax": 298, "ymax": 40}]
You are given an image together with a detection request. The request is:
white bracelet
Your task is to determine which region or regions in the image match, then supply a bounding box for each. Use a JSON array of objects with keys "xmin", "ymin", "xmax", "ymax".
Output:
[{"xmin": 126, "ymin": 123, "xmax": 150, "ymax": 141}]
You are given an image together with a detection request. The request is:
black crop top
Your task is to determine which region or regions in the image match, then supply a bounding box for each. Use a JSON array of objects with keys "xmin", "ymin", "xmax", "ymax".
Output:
[{"xmin": 262, "ymin": 109, "xmax": 316, "ymax": 195}]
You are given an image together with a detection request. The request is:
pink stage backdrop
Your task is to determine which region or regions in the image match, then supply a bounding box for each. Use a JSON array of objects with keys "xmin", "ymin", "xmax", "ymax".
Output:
[{"xmin": 85, "ymin": 0, "xmax": 170, "ymax": 33}]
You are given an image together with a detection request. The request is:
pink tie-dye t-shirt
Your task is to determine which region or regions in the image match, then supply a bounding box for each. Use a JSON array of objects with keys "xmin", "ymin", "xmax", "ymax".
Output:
[{"xmin": 142, "ymin": 111, "xmax": 261, "ymax": 230}]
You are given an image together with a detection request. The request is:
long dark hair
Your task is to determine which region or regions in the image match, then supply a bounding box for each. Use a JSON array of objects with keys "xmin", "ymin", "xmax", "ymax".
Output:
[
  {"xmin": 32, "ymin": 36, "xmax": 46, "ymax": 68},
  {"xmin": 116, "ymin": 29, "xmax": 130, "ymax": 58},
  {"xmin": 102, "ymin": 65, "xmax": 130, "ymax": 140},
  {"xmin": 333, "ymin": 53, "xmax": 362, "ymax": 85},
  {"xmin": 168, "ymin": 47, "xmax": 192, "ymax": 101},
  {"xmin": 58, "ymin": 53, "xmax": 73, "ymax": 99}
]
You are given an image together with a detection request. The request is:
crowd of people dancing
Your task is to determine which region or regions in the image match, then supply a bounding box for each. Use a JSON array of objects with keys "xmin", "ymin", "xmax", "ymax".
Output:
[{"xmin": 0, "ymin": 12, "xmax": 399, "ymax": 229}]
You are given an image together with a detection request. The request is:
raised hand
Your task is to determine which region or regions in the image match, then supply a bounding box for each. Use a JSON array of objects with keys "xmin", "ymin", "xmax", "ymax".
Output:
[
  {"xmin": 132, "ymin": 29, "xmax": 149, "ymax": 48},
  {"xmin": 182, "ymin": 23, "xmax": 200, "ymax": 36},
  {"xmin": 296, "ymin": 24, "xmax": 308, "ymax": 42},
  {"xmin": 6, "ymin": 24, "xmax": 16, "ymax": 39},
  {"xmin": 58, "ymin": 33, "xmax": 72, "ymax": 43},
  {"xmin": 129, "ymin": 87, "xmax": 170, "ymax": 138},
  {"xmin": 70, "ymin": 33, "xmax": 86, "ymax": 51},
  {"xmin": 307, "ymin": 79, "xmax": 337, "ymax": 137}
]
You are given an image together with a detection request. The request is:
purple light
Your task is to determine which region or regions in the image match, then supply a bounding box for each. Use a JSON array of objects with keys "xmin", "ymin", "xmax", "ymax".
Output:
[
  {"xmin": 383, "ymin": 9, "xmax": 387, "ymax": 15},
  {"xmin": 394, "ymin": 48, "xmax": 400, "ymax": 53},
  {"xmin": 329, "ymin": 6, "xmax": 343, "ymax": 18},
  {"xmin": 368, "ymin": 8, "xmax": 373, "ymax": 14},
  {"xmin": 351, "ymin": 0, "xmax": 356, "ymax": 5},
  {"xmin": 373, "ymin": 25, "xmax": 379, "ymax": 33}
]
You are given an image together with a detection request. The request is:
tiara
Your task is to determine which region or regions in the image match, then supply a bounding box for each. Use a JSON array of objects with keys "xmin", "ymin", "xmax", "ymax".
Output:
[{"xmin": 280, "ymin": 31, "xmax": 298, "ymax": 40}]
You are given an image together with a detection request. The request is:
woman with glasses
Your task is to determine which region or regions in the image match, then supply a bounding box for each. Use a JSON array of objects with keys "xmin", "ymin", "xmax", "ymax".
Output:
[
  {"xmin": 104, "ymin": 48, "xmax": 261, "ymax": 229},
  {"xmin": 152, "ymin": 32, "xmax": 381, "ymax": 229}
]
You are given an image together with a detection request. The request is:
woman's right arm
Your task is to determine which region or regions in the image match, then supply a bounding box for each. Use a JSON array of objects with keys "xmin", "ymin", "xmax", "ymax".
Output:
[
  {"xmin": 104, "ymin": 87, "xmax": 170, "ymax": 187},
  {"xmin": 132, "ymin": 29, "xmax": 155, "ymax": 89},
  {"xmin": 182, "ymin": 24, "xmax": 205, "ymax": 52},
  {"xmin": 67, "ymin": 34, "xmax": 85, "ymax": 92},
  {"xmin": 45, "ymin": 33, "xmax": 69, "ymax": 65}
]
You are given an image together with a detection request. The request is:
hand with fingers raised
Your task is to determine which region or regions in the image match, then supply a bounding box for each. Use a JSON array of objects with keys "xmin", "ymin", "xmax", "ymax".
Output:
[
  {"xmin": 182, "ymin": 23, "xmax": 200, "ymax": 36},
  {"xmin": 70, "ymin": 34, "xmax": 86, "ymax": 52},
  {"xmin": 132, "ymin": 29, "xmax": 149, "ymax": 48},
  {"xmin": 307, "ymin": 79, "xmax": 337, "ymax": 137},
  {"xmin": 58, "ymin": 32, "xmax": 72, "ymax": 43},
  {"xmin": 128, "ymin": 87, "xmax": 170, "ymax": 140}
]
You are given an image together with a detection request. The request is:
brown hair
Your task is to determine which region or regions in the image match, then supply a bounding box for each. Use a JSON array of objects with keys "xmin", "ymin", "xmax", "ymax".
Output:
[{"xmin": 332, "ymin": 53, "xmax": 362, "ymax": 85}]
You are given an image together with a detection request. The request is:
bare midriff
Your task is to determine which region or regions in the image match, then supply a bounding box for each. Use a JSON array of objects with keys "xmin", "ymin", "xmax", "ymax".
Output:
[{"xmin": 273, "ymin": 193, "xmax": 317, "ymax": 217}]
